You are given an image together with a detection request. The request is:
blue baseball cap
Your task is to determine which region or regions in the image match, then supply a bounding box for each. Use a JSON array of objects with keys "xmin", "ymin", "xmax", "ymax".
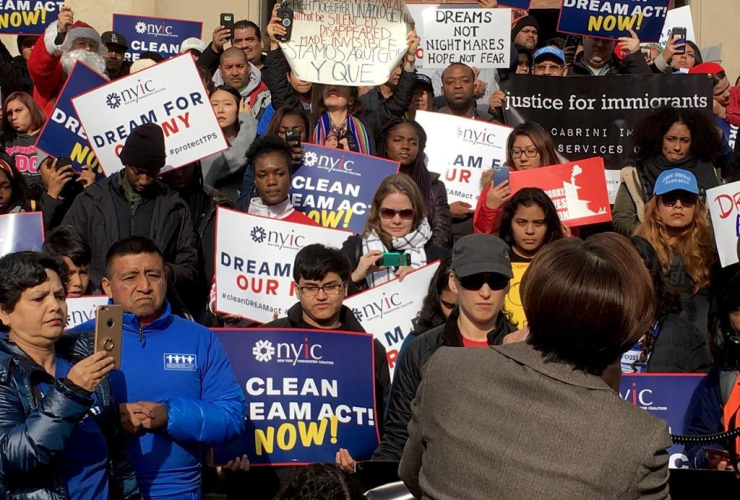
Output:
[
  {"xmin": 653, "ymin": 169, "xmax": 699, "ymax": 196},
  {"xmin": 533, "ymin": 46, "xmax": 566, "ymax": 65}
]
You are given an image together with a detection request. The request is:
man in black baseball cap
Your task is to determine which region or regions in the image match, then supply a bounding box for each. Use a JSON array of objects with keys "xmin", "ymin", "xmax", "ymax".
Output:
[
  {"xmin": 409, "ymin": 73, "xmax": 435, "ymax": 119},
  {"xmin": 101, "ymin": 30, "xmax": 130, "ymax": 80}
]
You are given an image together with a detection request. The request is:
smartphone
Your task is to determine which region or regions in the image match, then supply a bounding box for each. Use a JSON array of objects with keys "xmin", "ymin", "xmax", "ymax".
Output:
[
  {"xmin": 276, "ymin": 2, "xmax": 294, "ymax": 42},
  {"xmin": 94, "ymin": 305, "xmax": 123, "ymax": 370},
  {"xmin": 563, "ymin": 34, "xmax": 582, "ymax": 65},
  {"xmin": 672, "ymin": 27, "xmax": 687, "ymax": 54},
  {"xmin": 55, "ymin": 156, "xmax": 72, "ymax": 171},
  {"xmin": 377, "ymin": 252, "xmax": 410, "ymax": 267},
  {"xmin": 493, "ymin": 167, "xmax": 509, "ymax": 186},
  {"xmin": 285, "ymin": 129, "xmax": 301, "ymax": 146},
  {"xmin": 220, "ymin": 13, "xmax": 235, "ymax": 41}
]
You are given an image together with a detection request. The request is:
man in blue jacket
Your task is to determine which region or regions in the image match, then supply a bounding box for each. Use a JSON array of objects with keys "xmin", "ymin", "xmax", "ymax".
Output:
[{"xmin": 73, "ymin": 236, "xmax": 245, "ymax": 499}]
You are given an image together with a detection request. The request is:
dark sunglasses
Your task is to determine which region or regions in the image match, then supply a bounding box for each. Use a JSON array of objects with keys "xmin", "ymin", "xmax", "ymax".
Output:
[
  {"xmin": 458, "ymin": 273, "xmax": 509, "ymax": 291},
  {"xmin": 380, "ymin": 208, "xmax": 415, "ymax": 220},
  {"xmin": 659, "ymin": 192, "xmax": 697, "ymax": 207}
]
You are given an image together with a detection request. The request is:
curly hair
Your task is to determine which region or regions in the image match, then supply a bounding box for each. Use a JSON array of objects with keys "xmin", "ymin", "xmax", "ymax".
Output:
[
  {"xmin": 499, "ymin": 188, "xmax": 563, "ymax": 253},
  {"xmin": 362, "ymin": 173, "xmax": 426, "ymax": 250},
  {"xmin": 275, "ymin": 463, "xmax": 366, "ymax": 500},
  {"xmin": 633, "ymin": 106, "xmax": 721, "ymax": 163},
  {"xmin": 634, "ymin": 196, "xmax": 716, "ymax": 293}
]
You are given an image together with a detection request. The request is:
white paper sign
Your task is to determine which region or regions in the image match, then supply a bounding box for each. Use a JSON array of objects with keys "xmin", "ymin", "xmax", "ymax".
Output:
[
  {"xmin": 66, "ymin": 296, "xmax": 109, "ymax": 329},
  {"xmin": 72, "ymin": 54, "xmax": 228, "ymax": 176},
  {"xmin": 605, "ymin": 169, "xmax": 622, "ymax": 205},
  {"xmin": 215, "ymin": 207, "xmax": 351, "ymax": 323},
  {"xmin": 707, "ymin": 181, "xmax": 740, "ymax": 268},
  {"xmin": 416, "ymin": 110, "xmax": 511, "ymax": 204},
  {"xmin": 279, "ymin": 0, "xmax": 413, "ymax": 86},
  {"xmin": 658, "ymin": 6, "xmax": 695, "ymax": 49},
  {"xmin": 420, "ymin": 7, "xmax": 510, "ymax": 69},
  {"xmin": 345, "ymin": 261, "xmax": 440, "ymax": 379}
]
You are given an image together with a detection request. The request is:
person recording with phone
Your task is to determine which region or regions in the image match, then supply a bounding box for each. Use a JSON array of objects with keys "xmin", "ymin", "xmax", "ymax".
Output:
[
  {"xmin": 0, "ymin": 251, "xmax": 141, "ymax": 500},
  {"xmin": 342, "ymin": 174, "xmax": 449, "ymax": 295},
  {"xmin": 36, "ymin": 153, "xmax": 97, "ymax": 230}
]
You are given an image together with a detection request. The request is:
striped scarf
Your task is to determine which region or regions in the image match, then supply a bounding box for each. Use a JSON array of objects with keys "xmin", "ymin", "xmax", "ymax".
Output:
[{"xmin": 312, "ymin": 113, "xmax": 371, "ymax": 154}]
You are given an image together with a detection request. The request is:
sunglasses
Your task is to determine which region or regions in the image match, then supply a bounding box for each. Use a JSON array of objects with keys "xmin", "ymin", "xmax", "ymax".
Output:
[
  {"xmin": 380, "ymin": 208, "xmax": 415, "ymax": 220},
  {"xmin": 659, "ymin": 192, "xmax": 697, "ymax": 207},
  {"xmin": 458, "ymin": 273, "xmax": 509, "ymax": 291}
]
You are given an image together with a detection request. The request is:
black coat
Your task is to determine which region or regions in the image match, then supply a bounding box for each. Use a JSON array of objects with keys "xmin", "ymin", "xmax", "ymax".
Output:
[
  {"xmin": 0, "ymin": 333, "xmax": 141, "ymax": 500},
  {"xmin": 429, "ymin": 173, "xmax": 452, "ymax": 249},
  {"xmin": 647, "ymin": 313, "xmax": 712, "ymax": 373},
  {"xmin": 0, "ymin": 41, "xmax": 33, "ymax": 96},
  {"xmin": 372, "ymin": 308, "xmax": 517, "ymax": 461},
  {"xmin": 569, "ymin": 50, "xmax": 651, "ymax": 76}
]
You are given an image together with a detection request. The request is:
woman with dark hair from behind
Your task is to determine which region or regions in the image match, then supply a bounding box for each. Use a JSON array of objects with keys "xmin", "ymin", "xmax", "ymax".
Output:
[
  {"xmin": 376, "ymin": 118, "xmax": 452, "ymax": 248},
  {"xmin": 275, "ymin": 464, "xmax": 366, "ymax": 500},
  {"xmin": 623, "ymin": 236, "xmax": 711, "ymax": 373}
]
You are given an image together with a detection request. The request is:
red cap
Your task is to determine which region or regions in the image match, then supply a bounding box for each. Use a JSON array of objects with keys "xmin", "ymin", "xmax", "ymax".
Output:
[{"xmin": 689, "ymin": 62, "xmax": 725, "ymax": 76}]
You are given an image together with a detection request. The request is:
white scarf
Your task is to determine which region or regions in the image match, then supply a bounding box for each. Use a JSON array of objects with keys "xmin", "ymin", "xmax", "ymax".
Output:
[
  {"xmin": 248, "ymin": 197, "xmax": 295, "ymax": 219},
  {"xmin": 362, "ymin": 219, "xmax": 432, "ymax": 287}
]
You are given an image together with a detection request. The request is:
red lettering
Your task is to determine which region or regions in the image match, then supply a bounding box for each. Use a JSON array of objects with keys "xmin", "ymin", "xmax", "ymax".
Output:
[
  {"xmin": 387, "ymin": 349, "xmax": 398, "ymax": 369},
  {"xmin": 715, "ymin": 193, "xmax": 736, "ymax": 219}
]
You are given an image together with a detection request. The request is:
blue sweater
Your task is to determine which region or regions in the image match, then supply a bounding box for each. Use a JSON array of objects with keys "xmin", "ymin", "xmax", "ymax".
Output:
[{"xmin": 73, "ymin": 302, "xmax": 245, "ymax": 498}]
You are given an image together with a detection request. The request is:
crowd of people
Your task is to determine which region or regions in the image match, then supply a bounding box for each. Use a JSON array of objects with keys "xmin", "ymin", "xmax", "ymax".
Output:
[{"xmin": 0, "ymin": 1, "xmax": 740, "ymax": 499}]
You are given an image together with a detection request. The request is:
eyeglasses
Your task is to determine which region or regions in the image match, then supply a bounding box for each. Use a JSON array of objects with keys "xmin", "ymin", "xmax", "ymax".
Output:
[
  {"xmin": 380, "ymin": 208, "xmax": 415, "ymax": 220},
  {"xmin": 295, "ymin": 282, "xmax": 346, "ymax": 297},
  {"xmin": 510, "ymin": 147, "xmax": 539, "ymax": 159},
  {"xmin": 457, "ymin": 273, "xmax": 509, "ymax": 291},
  {"xmin": 659, "ymin": 192, "xmax": 697, "ymax": 207}
]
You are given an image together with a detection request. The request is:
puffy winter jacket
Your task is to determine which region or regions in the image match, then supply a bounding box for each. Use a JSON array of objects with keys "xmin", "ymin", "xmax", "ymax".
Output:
[{"xmin": 0, "ymin": 333, "xmax": 141, "ymax": 500}]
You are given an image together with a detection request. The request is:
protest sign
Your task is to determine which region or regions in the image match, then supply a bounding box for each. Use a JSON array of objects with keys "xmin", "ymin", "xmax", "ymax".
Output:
[
  {"xmin": 291, "ymin": 144, "xmax": 399, "ymax": 234},
  {"xmin": 345, "ymin": 262, "xmax": 440, "ymax": 377},
  {"xmin": 509, "ymin": 157, "xmax": 611, "ymax": 227},
  {"xmin": 620, "ymin": 374, "xmax": 705, "ymax": 469},
  {"xmin": 215, "ymin": 208, "xmax": 351, "ymax": 323},
  {"xmin": 557, "ymin": 0, "xmax": 669, "ymax": 42},
  {"xmin": 418, "ymin": 7, "xmax": 510, "ymax": 69},
  {"xmin": 707, "ymin": 181, "xmax": 740, "ymax": 268},
  {"xmin": 0, "ymin": 212, "xmax": 43, "ymax": 256},
  {"xmin": 113, "ymin": 14, "xmax": 203, "ymax": 62},
  {"xmin": 278, "ymin": 0, "xmax": 413, "ymax": 86},
  {"xmin": 505, "ymin": 262, "xmax": 528, "ymax": 329},
  {"xmin": 66, "ymin": 296, "xmax": 109, "ymax": 329},
  {"xmin": 0, "ymin": 1, "xmax": 64, "ymax": 35},
  {"xmin": 502, "ymin": 74, "xmax": 712, "ymax": 171},
  {"xmin": 213, "ymin": 328, "xmax": 379, "ymax": 465},
  {"xmin": 658, "ymin": 6, "xmax": 695, "ymax": 49},
  {"xmin": 72, "ymin": 54, "xmax": 227, "ymax": 177},
  {"xmin": 416, "ymin": 110, "xmax": 511, "ymax": 205},
  {"xmin": 605, "ymin": 169, "xmax": 622, "ymax": 204},
  {"xmin": 35, "ymin": 62, "xmax": 108, "ymax": 179}
]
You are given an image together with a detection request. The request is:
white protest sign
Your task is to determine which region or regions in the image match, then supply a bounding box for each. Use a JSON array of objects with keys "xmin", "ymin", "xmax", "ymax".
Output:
[
  {"xmin": 707, "ymin": 181, "xmax": 740, "ymax": 268},
  {"xmin": 416, "ymin": 110, "xmax": 511, "ymax": 204},
  {"xmin": 279, "ymin": 0, "xmax": 413, "ymax": 86},
  {"xmin": 345, "ymin": 261, "xmax": 439, "ymax": 379},
  {"xmin": 66, "ymin": 296, "xmax": 109, "ymax": 329},
  {"xmin": 72, "ymin": 54, "xmax": 228, "ymax": 176},
  {"xmin": 420, "ymin": 7, "xmax": 510, "ymax": 69},
  {"xmin": 215, "ymin": 207, "xmax": 351, "ymax": 323},
  {"xmin": 658, "ymin": 6, "xmax": 695, "ymax": 48},
  {"xmin": 605, "ymin": 169, "xmax": 622, "ymax": 204}
]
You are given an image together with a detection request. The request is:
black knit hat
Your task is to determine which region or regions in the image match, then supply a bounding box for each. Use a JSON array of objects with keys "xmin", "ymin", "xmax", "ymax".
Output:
[
  {"xmin": 119, "ymin": 123, "xmax": 166, "ymax": 171},
  {"xmin": 511, "ymin": 15, "xmax": 539, "ymax": 42}
]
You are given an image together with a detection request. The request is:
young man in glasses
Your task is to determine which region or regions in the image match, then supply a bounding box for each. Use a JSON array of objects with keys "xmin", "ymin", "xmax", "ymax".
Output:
[{"xmin": 373, "ymin": 234, "xmax": 517, "ymax": 461}]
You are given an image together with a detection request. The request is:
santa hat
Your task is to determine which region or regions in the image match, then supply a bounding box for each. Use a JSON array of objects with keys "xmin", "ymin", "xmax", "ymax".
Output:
[{"xmin": 45, "ymin": 19, "xmax": 104, "ymax": 57}]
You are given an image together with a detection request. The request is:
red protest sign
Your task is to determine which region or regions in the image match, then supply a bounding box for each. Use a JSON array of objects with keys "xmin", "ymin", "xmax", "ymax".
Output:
[{"xmin": 509, "ymin": 157, "xmax": 612, "ymax": 227}]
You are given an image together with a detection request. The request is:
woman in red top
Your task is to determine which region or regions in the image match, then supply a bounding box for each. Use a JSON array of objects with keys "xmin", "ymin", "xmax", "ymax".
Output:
[{"xmin": 473, "ymin": 122, "xmax": 559, "ymax": 234}]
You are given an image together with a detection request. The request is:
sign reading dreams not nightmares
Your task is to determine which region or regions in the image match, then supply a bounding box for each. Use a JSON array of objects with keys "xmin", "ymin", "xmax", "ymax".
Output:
[
  {"xmin": 502, "ymin": 74, "xmax": 713, "ymax": 171},
  {"xmin": 279, "ymin": 0, "xmax": 413, "ymax": 86}
]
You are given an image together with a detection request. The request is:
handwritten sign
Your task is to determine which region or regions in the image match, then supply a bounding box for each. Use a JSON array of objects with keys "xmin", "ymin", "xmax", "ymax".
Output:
[
  {"xmin": 113, "ymin": 14, "xmax": 203, "ymax": 62},
  {"xmin": 345, "ymin": 262, "xmax": 440, "ymax": 378},
  {"xmin": 212, "ymin": 328, "xmax": 379, "ymax": 465},
  {"xmin": 215, "ymin": 208, "xmax": 351, "ymax": 323},
  {"xmin": 707, "ymin": 181, "xmax": 740, "ymax": 268},
  {"xmin": 416, "ymin": 110, "xmax": 511, "ymax": 204},
  {"xmin": 557, "ymin": 0, "xmax": 670, "ymax": 42},
  {"xmin": 0, "ymin": 1, "xmax": 64, "ymax": 35},
  {"xmin": 419, "ymin": 7, "xmax": 510, "ymax": 69},
  {"xmin": 509, "ymin": 157, "xmax": 612, "ymax": 227},
  {"xmin": 66, "ymin": 296, "xmax": 109, "ymax": 329},
  {"xmin": 291, "ymin": 145, "xmax": 399, "ymax": 234},
  {"xmin": 72, "ymin": 54, "xmax": 227, "ymax": 176},
  {"xmin": 0, "ymin": 212, "xmax": 43, "ymax": 256},
  {"xmin": 279, "ymin": 0, "xmax": 413, "ymax": 86}
]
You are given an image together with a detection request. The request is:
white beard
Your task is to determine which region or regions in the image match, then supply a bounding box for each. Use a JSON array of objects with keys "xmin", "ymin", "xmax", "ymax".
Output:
[{"xmin": 61, "ymin": 49, "xmax": 107, "ymax": 76}]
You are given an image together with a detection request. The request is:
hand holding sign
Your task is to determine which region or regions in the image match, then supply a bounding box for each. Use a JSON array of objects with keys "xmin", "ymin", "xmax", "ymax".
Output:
[{"xmin": 58, "ymin": 5, "xmax": 73, "ymax": 33}]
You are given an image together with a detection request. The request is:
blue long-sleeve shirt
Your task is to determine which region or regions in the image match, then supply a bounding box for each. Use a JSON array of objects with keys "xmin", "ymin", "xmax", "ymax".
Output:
[{"xmin": 73, "ymin": 301, "xmax": 245, "ymax": 498}]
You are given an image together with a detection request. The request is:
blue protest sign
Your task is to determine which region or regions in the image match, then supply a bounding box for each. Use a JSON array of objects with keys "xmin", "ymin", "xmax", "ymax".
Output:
[
  {"xmin": 0, "ymin": 2, "xmax": 64, "ymax": 35},
  {"xmin": 500, "ymin": 0, "xmax": 531, "ymax": 9},
  {"xmin": 35, "ymin": 62, "xmax": 107, "ymax": 179},
  {"xmin": 0, "ymin": 212, "xmax": 44, "ymax": 256},
  {"xmin": 620, "ymin": 374, "xmax": 705, "ymax": 469},
  {"xmin": 212, "ymin": 328, "xmax": 379, "ymax": 466},
  {"xmin": 291, "ymin": 145, "xmax": 399, "ymax": 234},
  {"xmin": 113, "ymin": 14, "xmax": 203, "ymax": 62},
  {"xmin": 557, "ymin": 0, "xmax": 669, "ymax": 42}
]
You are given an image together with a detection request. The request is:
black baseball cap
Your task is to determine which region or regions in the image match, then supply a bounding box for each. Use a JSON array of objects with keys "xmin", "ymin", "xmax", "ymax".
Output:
[
  {"xmin": 101, "ymin": 31, "xmax": 128, "ymax": 50},
  {"xmin": 451, "ymin": 234, "xmax": 513, "ymax": 279},
  {"xmin": 414, "ymin": 73, "xmax": 434, "ymax": 94}
]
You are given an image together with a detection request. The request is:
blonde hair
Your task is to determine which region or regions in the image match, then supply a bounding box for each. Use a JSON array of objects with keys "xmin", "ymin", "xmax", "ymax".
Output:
[
  {"xmin": 634, "ymin": 196, "xmax": 716, "ymax": 293},
  {"xmin": 362, "ymin": 173, "xmax": 426, "ymax": 250}
]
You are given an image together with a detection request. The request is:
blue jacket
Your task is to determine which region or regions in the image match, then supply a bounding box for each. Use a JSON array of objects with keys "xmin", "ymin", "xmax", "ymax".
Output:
[
  {"xmin": 72, "ymin": 301, "xmax": 245, "ymax": 498},
  {"xmin": 0, "ymin": 332, "xmax": 141, "ymax": 500}
]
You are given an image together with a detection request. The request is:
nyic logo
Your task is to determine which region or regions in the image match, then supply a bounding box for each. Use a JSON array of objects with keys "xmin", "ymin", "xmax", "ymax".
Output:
[
  {"xmin": 621, "ymin": 381, "xmax": 667, "ymax": 411},
  {"xmin": 105, "ymin": 79, "xmax": 157, "ymax": 108},
  {"xmin": 135, "ymin": 21, "xmax": 176, "ymax": 37},
  {"xmin": 250, "ymin": 226, "xmax": 306, "ymax": 250},
  {"xmin": 252, "ymin": 338, "xmax": 332, "ymax": 366},
  {"xmin": 303, "ymin": 151, "xmax": 358, "ymax": 176}
]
